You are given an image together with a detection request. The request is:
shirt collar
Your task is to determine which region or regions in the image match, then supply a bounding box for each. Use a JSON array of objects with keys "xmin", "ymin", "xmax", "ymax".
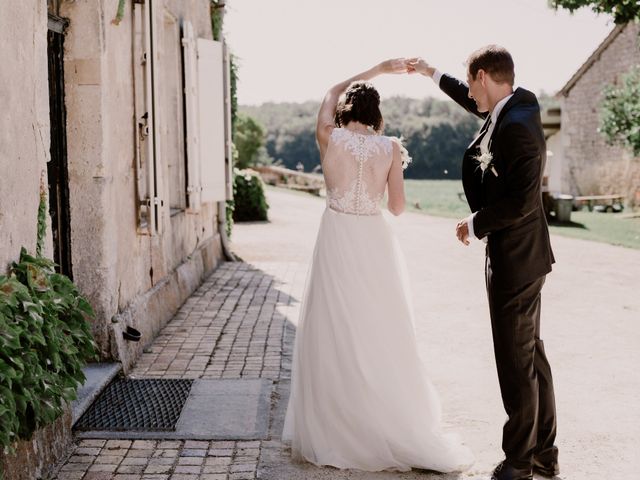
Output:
[{"xmin": 490, "ymin": 92, "xmax": 515, "ymax": 125}]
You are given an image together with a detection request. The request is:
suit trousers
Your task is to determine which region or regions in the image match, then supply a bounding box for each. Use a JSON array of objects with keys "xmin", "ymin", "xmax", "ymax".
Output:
[{"xmin": 485, "ymin": 255, "xmax": 558, "ymax": 469}]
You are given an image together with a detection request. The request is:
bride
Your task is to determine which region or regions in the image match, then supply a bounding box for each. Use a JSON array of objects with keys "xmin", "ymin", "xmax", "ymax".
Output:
[{"xmin": 281, "ymin": 59, "xmax": 474, "ymax": 473}]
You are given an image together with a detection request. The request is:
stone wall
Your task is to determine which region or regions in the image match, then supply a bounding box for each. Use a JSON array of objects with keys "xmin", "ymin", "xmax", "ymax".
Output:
[
  {"xmin": 0, "ymin": 1, "xmax": 52, "ymax": 269},
  {"xmin": 560, "ymin": 23, "xmax": 640, "ymax": 206},
  {"xmin": 0, "ymin": 4, "xmax": 71, "ymax": 479},
  {"xmin": 0, "ymin": 409, "xmax": 73, "ymax": 480},
  {"xmin": 57, "ymin": 0, "xmax": 226, "ymax": 366}
]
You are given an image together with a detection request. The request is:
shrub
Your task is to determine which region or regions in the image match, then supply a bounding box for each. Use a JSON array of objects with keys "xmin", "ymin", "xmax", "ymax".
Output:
[
  {"xmin": 232, "ymin": 168, "xmax": 269, "ymax": 222},
  {"xmin": 0, "ymin": 182, "xmax": 98, "ymax": 456},
  {"xmin": 0, "ymin": 250, "xmax": 98, "ymax": 453}
]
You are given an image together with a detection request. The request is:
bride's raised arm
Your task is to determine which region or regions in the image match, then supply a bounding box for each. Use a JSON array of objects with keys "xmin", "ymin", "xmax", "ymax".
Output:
[{"xmin": 316, "ymin": 59, "xmax": 407, "ymax": 158}]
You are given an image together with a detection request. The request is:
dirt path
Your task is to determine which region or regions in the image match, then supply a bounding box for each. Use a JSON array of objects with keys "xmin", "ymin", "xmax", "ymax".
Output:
[{"xmin": 233, "ymin": 187, "xmax": 640, "ymax": 480}]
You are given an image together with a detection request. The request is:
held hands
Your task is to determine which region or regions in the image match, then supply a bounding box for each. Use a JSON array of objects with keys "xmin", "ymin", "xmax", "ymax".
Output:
[
  {"xmin": 456, "ymin": 219, "xmax": 470, "ymax": 246},
  {"xmin": 376, "ymin": 57, "xmax": 436, "ymax": 77},
  {"xmin": 406, "ymin": 58, "xmax": 436, "ymax": 78}
]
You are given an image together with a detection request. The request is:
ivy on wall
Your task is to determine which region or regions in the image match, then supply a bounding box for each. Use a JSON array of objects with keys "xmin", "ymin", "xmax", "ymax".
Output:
[{"xmin": 211, "ymin": 1, "xmax": 224, "ymax": 41}]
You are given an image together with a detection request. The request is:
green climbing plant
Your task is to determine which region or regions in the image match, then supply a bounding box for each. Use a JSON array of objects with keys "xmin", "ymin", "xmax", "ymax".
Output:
[{"xmin": 211, "ymin": 1, "xmax": 224, "ymax": 41}]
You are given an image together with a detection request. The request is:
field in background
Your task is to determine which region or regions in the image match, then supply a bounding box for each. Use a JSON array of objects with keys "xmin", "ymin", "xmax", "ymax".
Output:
[
  {"xmin": 403, "ymin": 180, "xmax": 640, "ymax": 249},
  {"xmin": 404, "ymin": 179, "xmax": 470, "ymax": 218}
]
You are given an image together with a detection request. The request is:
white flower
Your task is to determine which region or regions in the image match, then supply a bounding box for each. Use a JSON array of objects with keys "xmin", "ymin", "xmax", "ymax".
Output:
[
  {"xmin": 473, "ymin": 151, "xmax": 498, "ymax": 178},
  {"xmin": 398, "ymin": 143, "xmax": 412, "ymax": 170},
  {"xmin": 390, "ymin": 136, "xmax": 413, "ymax": 170}
]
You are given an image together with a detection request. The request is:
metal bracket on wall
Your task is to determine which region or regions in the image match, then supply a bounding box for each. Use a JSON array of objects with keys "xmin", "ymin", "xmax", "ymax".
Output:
[{"xmin": 48, "ymin": 13, "xmax": 69, "ymax": 34}]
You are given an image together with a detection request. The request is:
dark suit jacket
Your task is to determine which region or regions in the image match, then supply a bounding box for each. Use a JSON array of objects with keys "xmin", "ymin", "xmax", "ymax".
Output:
[{"xmin": 439, "ymin": 73, "xmax": 555, "ymax": 287}]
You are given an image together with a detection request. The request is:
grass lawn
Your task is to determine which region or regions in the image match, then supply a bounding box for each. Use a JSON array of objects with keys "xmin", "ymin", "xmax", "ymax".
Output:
[
  {"xmin": 403, "ymin": 179, "xmax": 640, "ymax": 250},
  {"xmin": 404, "ymin": 179, "xmax": 472, "ymax": 219}
]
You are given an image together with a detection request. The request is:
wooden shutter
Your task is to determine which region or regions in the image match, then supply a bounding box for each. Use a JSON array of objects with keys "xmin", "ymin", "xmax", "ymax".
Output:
[
  {"xmin": 196, "ymin": 38, "xmax": 227, "ymax": 203},
  {"xmin": 181, "ymin": 20, "xmax": 201, "ymax": 211}
]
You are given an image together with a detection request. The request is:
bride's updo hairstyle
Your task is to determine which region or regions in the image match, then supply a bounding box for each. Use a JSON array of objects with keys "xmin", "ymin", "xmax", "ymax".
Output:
[{"xmin": 334, "ymin": 81, "xmax": 383, "ymax": 133}]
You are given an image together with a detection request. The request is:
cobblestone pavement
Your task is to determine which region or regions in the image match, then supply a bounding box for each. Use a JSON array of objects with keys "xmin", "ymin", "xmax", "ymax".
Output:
[
  {"xmin": 54, "ymin": 259, "xmax": 304, "ymax": 480},
  {"xmin": 55, "ymin": 439, "xmax": 259, "ymax": 480},
  {"xmin": 129, "ymin": 262, "xmax": 292, "ymax": 380}
]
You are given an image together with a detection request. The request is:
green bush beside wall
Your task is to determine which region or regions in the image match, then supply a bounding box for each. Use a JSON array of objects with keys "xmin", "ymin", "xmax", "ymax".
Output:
[{"xmin": 232, "ymin": 168, "xmax": 269, "ymax": 222}]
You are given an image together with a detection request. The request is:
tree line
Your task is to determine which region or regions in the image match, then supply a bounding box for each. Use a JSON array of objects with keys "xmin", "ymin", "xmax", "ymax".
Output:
[{"xmin": 240, "ymin": 97, "xmax": 483, "ymax": 179}]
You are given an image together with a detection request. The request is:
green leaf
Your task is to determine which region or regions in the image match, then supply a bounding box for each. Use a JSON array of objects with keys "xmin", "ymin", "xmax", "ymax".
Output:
[{"xmin": 0, "ymin": 246, "xmax": 98, "ymax": 450}]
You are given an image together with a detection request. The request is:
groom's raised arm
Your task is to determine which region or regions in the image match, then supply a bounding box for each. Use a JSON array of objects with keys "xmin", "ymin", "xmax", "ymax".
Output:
[
  {"xmin": 437, "ymin": 73, "xmax": 487, "ymax": 120},
  {"xmin": 406, "ymin": 58, "xmax": 487, "ymax": 120}
]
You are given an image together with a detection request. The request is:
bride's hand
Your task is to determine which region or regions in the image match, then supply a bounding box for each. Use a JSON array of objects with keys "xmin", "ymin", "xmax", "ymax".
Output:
[
  {"xmin": 406, "ymin": 57, "xmax": 436, "ymax": 77},
  {"xmin": 378, "ymin": 58, "xmax": 409, "ymax": 75}
]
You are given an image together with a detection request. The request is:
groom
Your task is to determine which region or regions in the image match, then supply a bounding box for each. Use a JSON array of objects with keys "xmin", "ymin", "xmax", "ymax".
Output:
[{"xmin": 408, "ymin": 47, "xmax": 559, "ymax": 480}]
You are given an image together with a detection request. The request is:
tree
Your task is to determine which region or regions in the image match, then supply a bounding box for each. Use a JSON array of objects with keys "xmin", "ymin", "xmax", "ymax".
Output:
[
  {"xmin": 234, "ymin": 113, "xmax": 268, "ymax": 169},
  {"xmin": 600, "ymin": 66, "xmax": 640, "ymax": 155},
  {"xmin": 549, "ymin": 0, "xmax": 640, "ymax": 24}
]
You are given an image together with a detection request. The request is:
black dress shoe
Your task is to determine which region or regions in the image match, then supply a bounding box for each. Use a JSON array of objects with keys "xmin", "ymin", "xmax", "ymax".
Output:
[
  {"xmin": 491, "ymin": 460, "xmax": 533, "ymax": 480},
  {"xmin": 533, "ymin": 446, "xmax": 560, "ymax": 477}
]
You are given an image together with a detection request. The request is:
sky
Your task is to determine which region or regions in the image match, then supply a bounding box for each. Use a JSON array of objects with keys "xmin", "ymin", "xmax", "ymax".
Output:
[{"xmin": 223, "ymin": 0, "xmax": 615, "ymax": 106}]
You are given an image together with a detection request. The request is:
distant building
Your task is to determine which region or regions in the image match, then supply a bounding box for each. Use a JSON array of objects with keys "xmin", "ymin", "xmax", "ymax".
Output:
[{"xmin": 545, "ymin": 22, "xmax": 640, "ymax": 206}]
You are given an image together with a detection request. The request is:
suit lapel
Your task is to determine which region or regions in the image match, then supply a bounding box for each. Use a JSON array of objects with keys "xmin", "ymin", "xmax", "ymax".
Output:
[{"xmin": 467, "ymin": 115, "xmax": 492, "ymax": 149}]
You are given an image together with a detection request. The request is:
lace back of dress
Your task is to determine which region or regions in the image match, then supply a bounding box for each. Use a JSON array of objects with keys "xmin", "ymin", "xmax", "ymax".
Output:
[{"xmin": 323, "ymin": 128, "xmax": 393, "ymax": 216}]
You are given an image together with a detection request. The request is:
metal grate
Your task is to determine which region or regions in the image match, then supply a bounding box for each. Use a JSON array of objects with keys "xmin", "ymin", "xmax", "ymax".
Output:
[{"xmin": 75, "ymin": 378, "xmax": 193, "ymax": 432}]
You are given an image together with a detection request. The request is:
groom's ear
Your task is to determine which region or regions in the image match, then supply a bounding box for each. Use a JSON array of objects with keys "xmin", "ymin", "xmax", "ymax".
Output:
[{"xmin": 476, "ymin": 69, "xmax": 486, "ymax": 86}]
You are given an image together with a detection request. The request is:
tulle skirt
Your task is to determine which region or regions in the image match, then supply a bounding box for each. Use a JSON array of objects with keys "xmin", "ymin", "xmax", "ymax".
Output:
[{"xmin": 282, "ymin": 207, "xmax": 474, "ymax": 472}]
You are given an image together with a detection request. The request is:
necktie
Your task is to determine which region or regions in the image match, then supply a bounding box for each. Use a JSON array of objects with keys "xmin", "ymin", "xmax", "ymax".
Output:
[
  {"xmin": 469, "ymin": 116, "xmax": 492, "ymax": 149},
  {"xmin": 479, "ymin": 117, "xmax": 493, "ymax": 154}
]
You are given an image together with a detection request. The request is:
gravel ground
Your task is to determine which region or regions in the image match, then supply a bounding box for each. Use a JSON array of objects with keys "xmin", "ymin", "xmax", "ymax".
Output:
[{"xmin": 232, "ymin": 187, "xmax": 640, "ymax": 480}]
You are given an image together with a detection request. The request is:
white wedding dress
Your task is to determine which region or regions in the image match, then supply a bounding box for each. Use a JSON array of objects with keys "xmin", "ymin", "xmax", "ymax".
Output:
[{"xmin": 282, "ymin": 127, "xmax": 474, "ymax": 473}]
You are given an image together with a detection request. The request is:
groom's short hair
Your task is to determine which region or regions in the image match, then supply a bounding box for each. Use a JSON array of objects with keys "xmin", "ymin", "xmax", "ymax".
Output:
[{"xmin": 467, "ymin": 45, "xmax": 515, "ymax": 86}]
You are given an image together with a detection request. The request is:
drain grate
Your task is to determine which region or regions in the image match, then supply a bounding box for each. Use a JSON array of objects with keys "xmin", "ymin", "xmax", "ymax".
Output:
[{"xmin": 75, "ymin": 378, "xmax": 193, "ymax": 432}]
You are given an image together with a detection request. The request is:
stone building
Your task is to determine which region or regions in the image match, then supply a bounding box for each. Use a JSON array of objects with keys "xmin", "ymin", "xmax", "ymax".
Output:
[
  {"xmin": 547, "ymin": 22, "xmax": 640, "ymax": 206},
  {"xmin": 1, "ymin": 0, "xmax": 233, "ymax": 371}
]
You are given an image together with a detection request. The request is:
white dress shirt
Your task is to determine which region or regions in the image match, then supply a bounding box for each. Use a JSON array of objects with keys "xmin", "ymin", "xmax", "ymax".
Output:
[{"xmin": 432, "ymin": 70, "xmax": 514, "ymax": 242}]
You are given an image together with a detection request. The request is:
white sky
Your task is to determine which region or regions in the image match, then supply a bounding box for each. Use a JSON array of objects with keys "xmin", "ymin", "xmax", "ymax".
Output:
[{"xmin": 224, "ymin": 0, "xmax": 615, "ymax": 105}]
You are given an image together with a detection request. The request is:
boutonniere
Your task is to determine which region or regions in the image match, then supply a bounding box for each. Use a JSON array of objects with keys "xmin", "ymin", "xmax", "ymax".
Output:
[{"xmin": 473, "ymin": 150, "xmax": 498, "ymax": 179}]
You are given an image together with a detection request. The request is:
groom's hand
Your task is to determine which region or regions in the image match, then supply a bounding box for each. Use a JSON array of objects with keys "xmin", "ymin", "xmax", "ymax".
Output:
[
  {"xmin": 406, "ymin": 58, "xmax": 435, "ymax": 77},
  {"xmin": 456, "ymin": 219, "xmax": 470, "ymax": 246}
]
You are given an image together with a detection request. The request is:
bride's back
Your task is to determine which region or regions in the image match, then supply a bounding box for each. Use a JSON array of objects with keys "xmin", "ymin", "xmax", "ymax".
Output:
[{"xmin": 323, "ymin": 127, "xmax": 393, "ymax": 216}]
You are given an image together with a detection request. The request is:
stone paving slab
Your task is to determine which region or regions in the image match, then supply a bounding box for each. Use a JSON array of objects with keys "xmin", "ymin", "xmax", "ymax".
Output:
[{"xmin": 174, "ymin": 379, "xmax": 273, "ymax": 440}]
